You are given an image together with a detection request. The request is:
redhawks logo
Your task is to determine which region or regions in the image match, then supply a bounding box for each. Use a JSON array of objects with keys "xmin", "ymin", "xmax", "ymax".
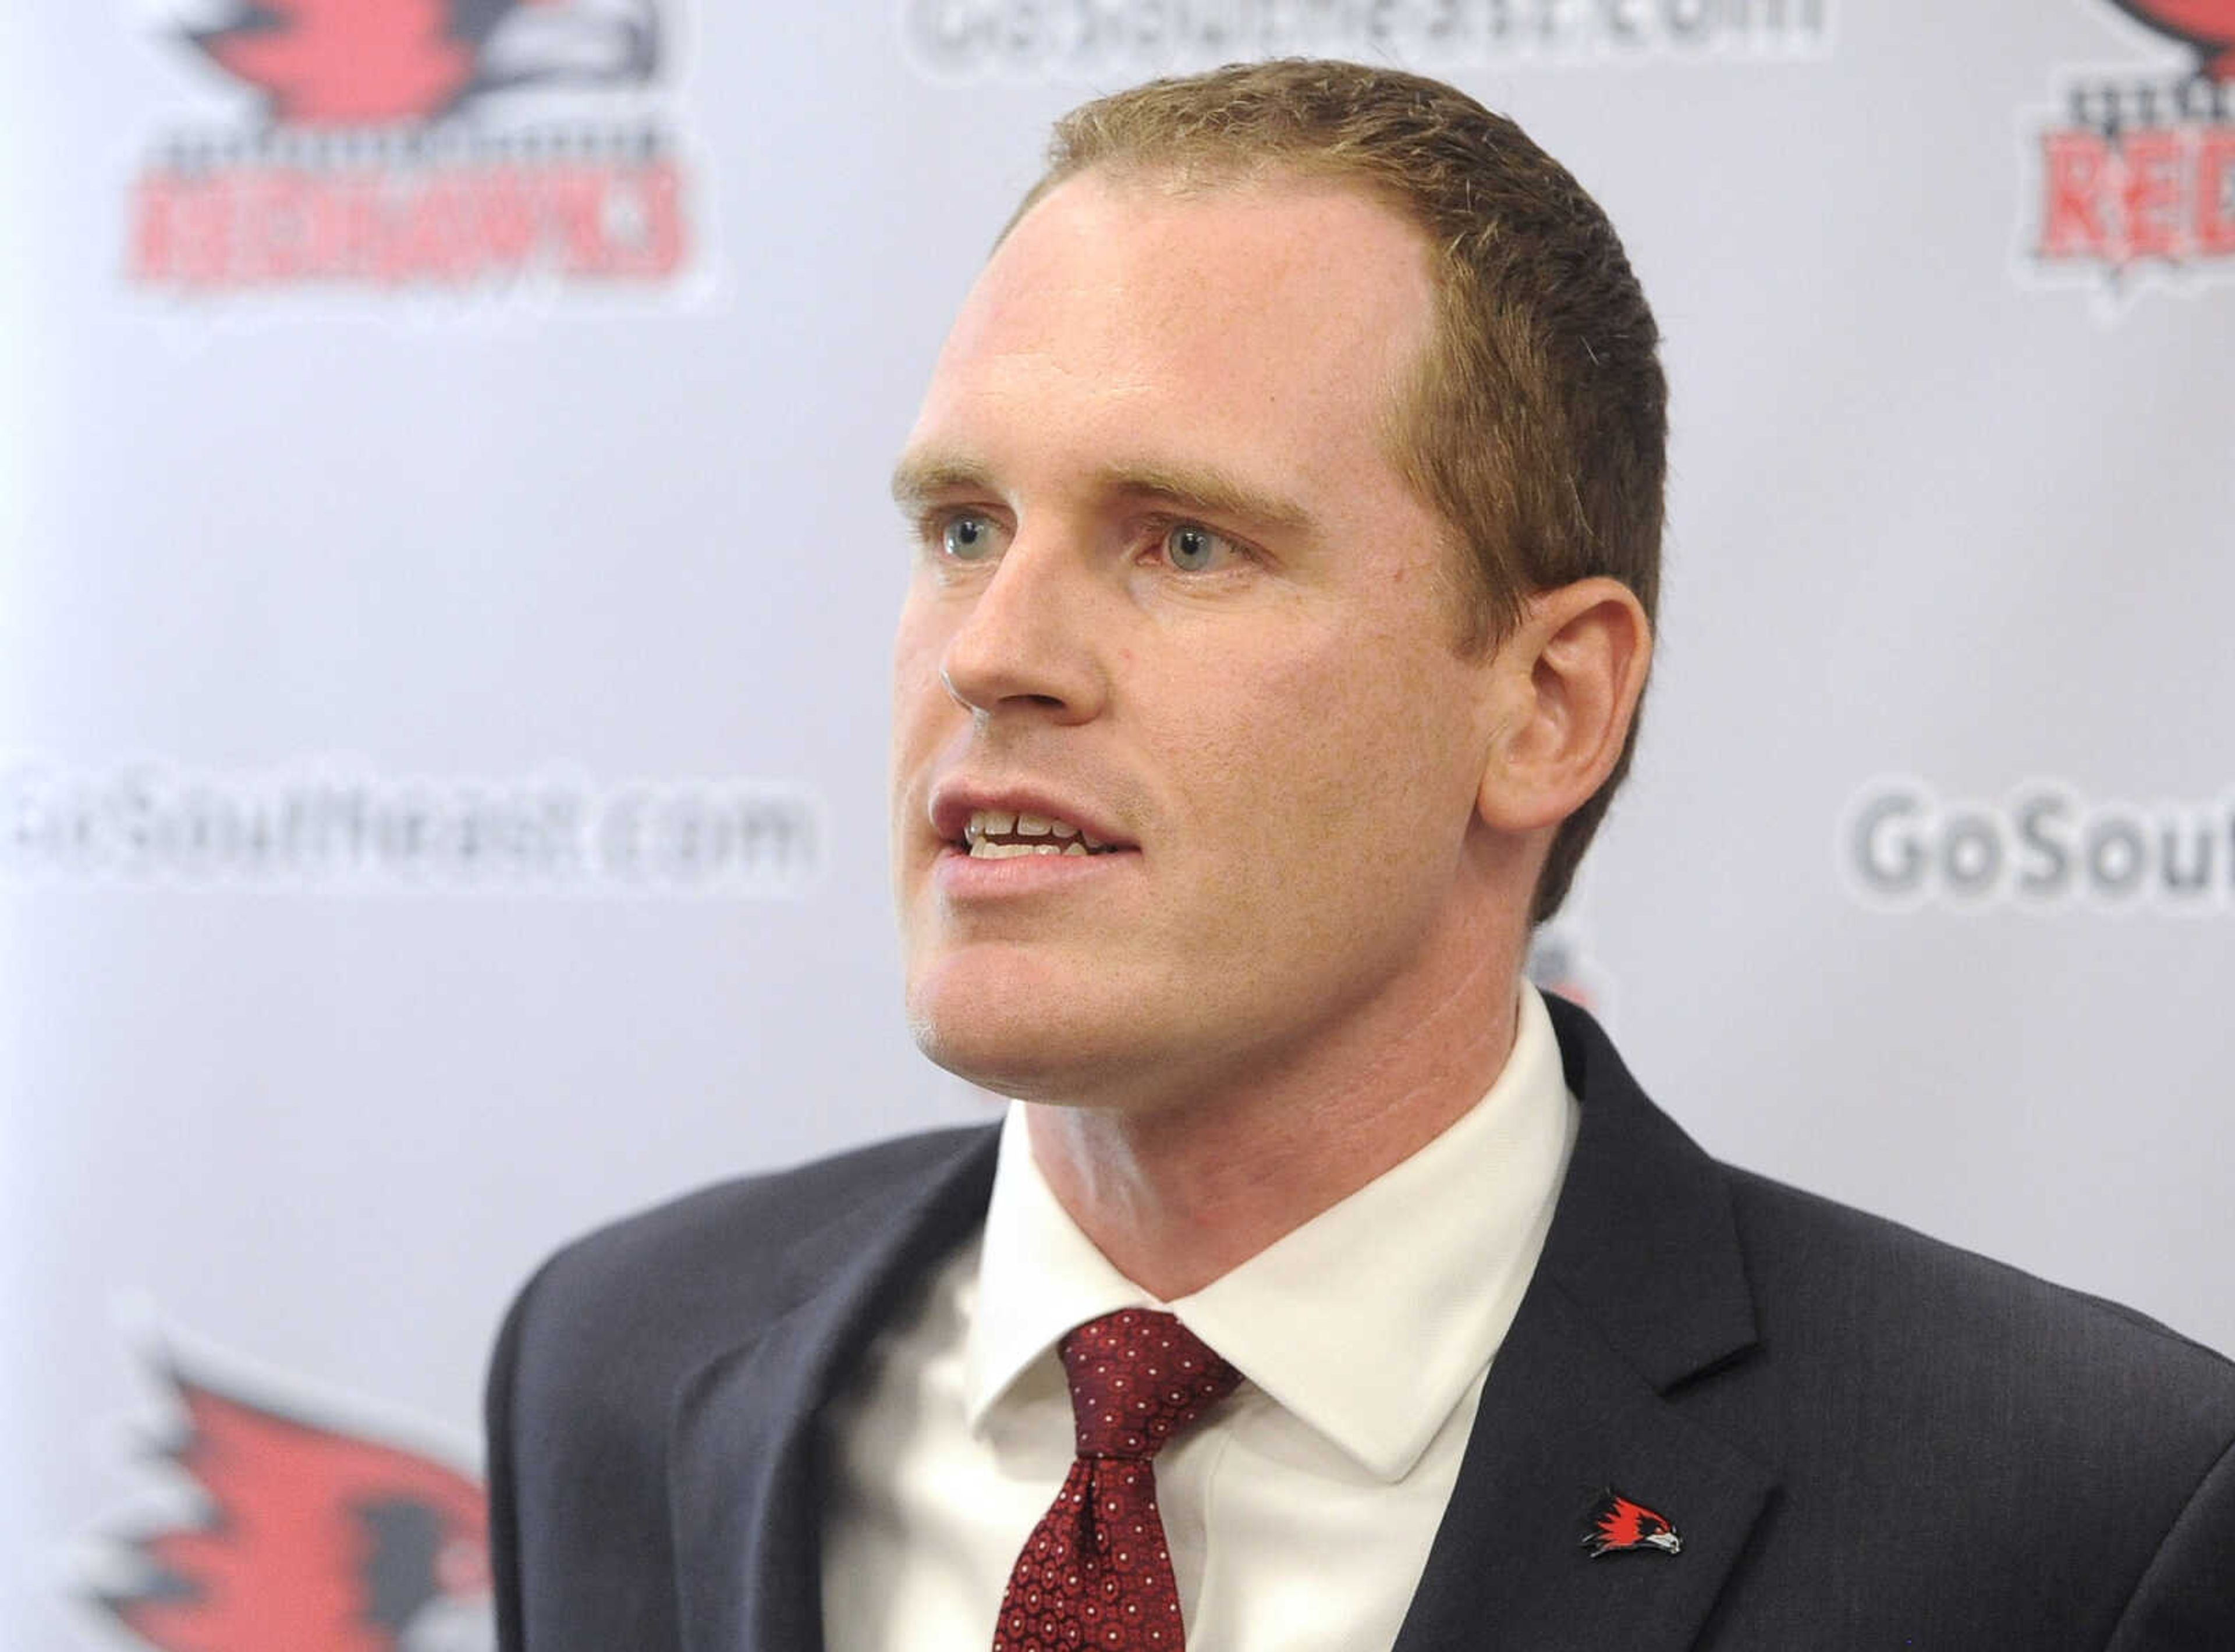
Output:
[
  {"xmin": 1581, "ymin": 1491, "xmax": 1683, "ymax": 1558},
  {"xmin": 2023, "ymin": 0, "xmax": 2235, "ymax": 299},
  {"xmin": 88, "ymin": 1356, "xmax": 492, "ymax": 1651},
  {"xmin": 130, "ymin": 1, "xmax": 694, "ymax": 294}
]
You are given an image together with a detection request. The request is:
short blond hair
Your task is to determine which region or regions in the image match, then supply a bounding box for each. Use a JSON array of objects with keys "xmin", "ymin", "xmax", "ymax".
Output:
[{"xmin": 1017, "ymin": 60, "xmax": 1665, "ymax": 922}]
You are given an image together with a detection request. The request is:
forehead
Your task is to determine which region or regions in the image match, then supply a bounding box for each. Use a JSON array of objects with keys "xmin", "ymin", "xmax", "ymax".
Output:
[{"xmin": 903, "ymin": 170, "xmax": 1439, "ymax": 507}]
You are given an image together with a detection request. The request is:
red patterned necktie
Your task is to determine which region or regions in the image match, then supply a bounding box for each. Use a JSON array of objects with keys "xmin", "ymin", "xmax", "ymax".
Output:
[{"xmin": 991, "ymin": 1308, "xmax": 1242, "ymax": 1652}]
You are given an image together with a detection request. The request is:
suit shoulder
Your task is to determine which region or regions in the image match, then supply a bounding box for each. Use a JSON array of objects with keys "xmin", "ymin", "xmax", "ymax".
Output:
[
  {"xmin": 1683, "ymin": 1165, "xmax": 2235, "ymax": 1638},
  {"xmin": 503, "ymin": 1124, "xmax": 994, "ymax": 1384},
  {"xmin": 568, "ymin": 1125, "xmax": 994, "ymax": 1263},
  {"xmin": 1725, "ymin": 1163, "xmax": 2235, "ymax": 1430},
  {"xmin": 535, "ymin": 1125, "xmax": 992, "ymax": 1314}
]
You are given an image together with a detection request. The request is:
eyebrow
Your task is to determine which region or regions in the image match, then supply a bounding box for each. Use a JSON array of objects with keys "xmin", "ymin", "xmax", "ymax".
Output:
[
  {"xmin": 890, "ymin": 451, "xmax": 1312, "ymax": 537},
  {"xmin": 1104, "ymin": 460, "xmax": 1313, "ymax": 536},
  {"xmin": 890, "ymin": 453, "xmax": 996, "ymax": 515}
]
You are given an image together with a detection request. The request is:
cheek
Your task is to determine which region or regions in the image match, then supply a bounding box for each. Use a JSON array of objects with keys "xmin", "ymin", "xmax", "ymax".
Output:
[
  {"xmin": 890, "ymin": 610, "xmax": 953, "ymax": 751},
  {"xmin": 1204, "ymin": 631, "xmax": 1480, "ymax": 855},
  {"xmin": 1150, "ymin": 637, "xmax": 1402, "ymax": 844},
  {"xmin": 891, "ymin": 599, "xmax": 939, "ymax": 699}
]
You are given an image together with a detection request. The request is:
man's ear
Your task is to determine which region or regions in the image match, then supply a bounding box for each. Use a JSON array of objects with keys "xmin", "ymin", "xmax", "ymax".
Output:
[{"xmin": 1475, "ymin": 577, "xmax": 1652, "ymax": 834}]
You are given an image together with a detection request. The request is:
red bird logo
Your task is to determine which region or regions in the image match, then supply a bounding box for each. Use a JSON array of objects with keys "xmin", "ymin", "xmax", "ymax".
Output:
[
  {"xmin": 1582, "ymin": 1491, "xmax": 1684, "ymax": 1558},
  {"xmin": 182, "ymin": 0, "xmax": 660, "ymax": 127},
  {"xmin": 94, "ymin": 1362, "xmax": 492, "ymax": 1652},
  {"xmin": 2108, "ymin": 1, "xmax": 2235, "ymax": 79}
]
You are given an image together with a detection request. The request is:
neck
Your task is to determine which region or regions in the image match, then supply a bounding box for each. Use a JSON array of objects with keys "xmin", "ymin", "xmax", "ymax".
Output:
[{"xmin": 1024, "ymin": 939, "xmax": 1525, "ymax": 1300}]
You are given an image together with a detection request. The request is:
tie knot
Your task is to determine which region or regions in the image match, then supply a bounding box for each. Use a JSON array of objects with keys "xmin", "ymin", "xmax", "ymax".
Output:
[{"xmin": 1057, "ymin": 1309, "xmax": 1239, "ymax": 1461}]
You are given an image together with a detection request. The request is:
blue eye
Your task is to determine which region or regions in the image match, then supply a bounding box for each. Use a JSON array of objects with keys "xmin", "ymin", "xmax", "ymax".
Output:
[
  {"xmin": 1163, "ymin": 523, "xmax": 1230, "ymax": 572},
  {"xmin": 941, "ymin": 514, "xmax": 998, "ymax": 561}
]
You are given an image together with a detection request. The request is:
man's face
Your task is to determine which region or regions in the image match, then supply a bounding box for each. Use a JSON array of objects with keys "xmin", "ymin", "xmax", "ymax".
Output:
[{"xmin": 890, "ymin": 170, "xmax": 1507, "ymax": 1111}]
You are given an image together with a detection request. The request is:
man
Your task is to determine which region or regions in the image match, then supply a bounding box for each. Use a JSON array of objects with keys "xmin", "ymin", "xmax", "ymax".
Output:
[{"xmin": 487, "ymin": 61, "xmax": 2235, "ymax": 1649}]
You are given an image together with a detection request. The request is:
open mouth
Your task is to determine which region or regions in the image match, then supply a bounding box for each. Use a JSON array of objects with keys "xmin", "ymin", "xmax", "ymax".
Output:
[{"xmin": 959, "ymin": 809, "xmax": 1124, "ymax": 859}]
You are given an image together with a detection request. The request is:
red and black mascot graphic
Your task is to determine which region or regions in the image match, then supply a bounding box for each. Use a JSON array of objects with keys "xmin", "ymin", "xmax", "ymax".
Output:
[
  {"xmin": 97, "ymin": 1363, "xmax": 492, "ymax": 1651},
  {"xmin": 183, "ymin": 0, "xmax": 660, "ymax": 126}
]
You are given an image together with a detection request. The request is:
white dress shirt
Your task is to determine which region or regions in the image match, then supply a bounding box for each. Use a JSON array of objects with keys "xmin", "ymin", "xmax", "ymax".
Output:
[{"xmin": 820, "ymin": 986, "xmax": 1580, "ymax": 1652}]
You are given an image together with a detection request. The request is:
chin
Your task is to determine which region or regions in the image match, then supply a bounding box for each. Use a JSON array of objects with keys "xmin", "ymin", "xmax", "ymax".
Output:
[
  {"xmin": 907, "ymin": 999, "xmax": 1088, "ymax": 1103},
  {"xmin": 903, "ymin": 956, "xmax": 1141, "ymax": 1106}
]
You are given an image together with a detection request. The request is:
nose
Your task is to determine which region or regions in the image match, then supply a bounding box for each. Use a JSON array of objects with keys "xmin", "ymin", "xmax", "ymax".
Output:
[{"xmin": 936, "ymin": 532, "xmax": 1108, "ymax": 723}]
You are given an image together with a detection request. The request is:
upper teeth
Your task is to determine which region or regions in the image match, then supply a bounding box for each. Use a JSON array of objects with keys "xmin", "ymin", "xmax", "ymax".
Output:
[{"xmin": 964, "ymin": 809, "xmax": 1112, "ymax": 857}]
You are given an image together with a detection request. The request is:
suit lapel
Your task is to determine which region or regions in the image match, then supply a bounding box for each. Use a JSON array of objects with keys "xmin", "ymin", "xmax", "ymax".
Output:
[
  {"xmin": 1393, "ymin": 997, "xmax": 1778, "ymax": 1651},
  {"xmin": 667, "ymin": 1130, "xmax": 1000, "ymax": 1652}
]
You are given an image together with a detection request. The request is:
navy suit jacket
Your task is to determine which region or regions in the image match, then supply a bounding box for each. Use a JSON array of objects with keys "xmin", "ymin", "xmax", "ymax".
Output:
[{"xmin": 487, "ymin": 998, "xmax": 2235, "ymax": 1648}]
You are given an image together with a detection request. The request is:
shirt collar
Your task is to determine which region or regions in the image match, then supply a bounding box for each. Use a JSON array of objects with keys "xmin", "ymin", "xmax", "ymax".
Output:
[{"xmin": 966, "ymin": 986, "xmax": 1580, "ymax": 1483}]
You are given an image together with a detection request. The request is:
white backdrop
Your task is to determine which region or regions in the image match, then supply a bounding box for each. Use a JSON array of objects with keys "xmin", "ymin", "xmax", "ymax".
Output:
[{"xmin": 7, "ymin": 2, "xmax": 2233, "ymax": 1645}]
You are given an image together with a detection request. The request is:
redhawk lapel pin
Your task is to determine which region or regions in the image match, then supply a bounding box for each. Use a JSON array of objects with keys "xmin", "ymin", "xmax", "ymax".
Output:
[{"xmin": 1582, "ymin": 1491, "xmax": 1682, "ymax": 1557}]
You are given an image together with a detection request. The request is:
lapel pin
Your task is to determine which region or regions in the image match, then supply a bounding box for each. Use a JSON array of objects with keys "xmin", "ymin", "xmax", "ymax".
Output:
[{"xmin": 1582, "ymin": 1491, "xmax": 1682, "ymax": 1557}]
